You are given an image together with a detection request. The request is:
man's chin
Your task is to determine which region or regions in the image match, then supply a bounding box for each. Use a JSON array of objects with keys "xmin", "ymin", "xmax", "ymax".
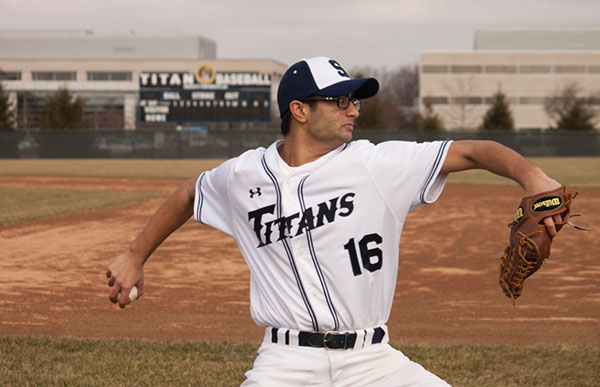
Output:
[{"xmin": 342, "ymin": 130, "xmax": 353, "ymax": 143}]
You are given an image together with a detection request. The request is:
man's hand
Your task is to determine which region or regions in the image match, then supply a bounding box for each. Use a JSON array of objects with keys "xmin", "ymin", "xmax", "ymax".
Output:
[
  {"xmin": 106, "ymin": 250, "xmax": 145, "ymax": 308},
  {"xmin": 542, "ymin": 213, "xmax": 565, "ymax": 238},
  {"xmin": 104, "ymin": 177, "xmax": 196, "ymax": 309},
  {"xmin": 523, "ymin": 176, "xmax": 563, "ymax": 238}
]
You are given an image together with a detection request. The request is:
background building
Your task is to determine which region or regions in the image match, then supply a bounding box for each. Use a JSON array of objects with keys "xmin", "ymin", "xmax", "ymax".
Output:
[
  {"xmin": 0, "ymin": 29, "xmax": 286, "ymax": 130},
  {"xmin": 419, "ymin": 28, "xmax": 600, "ymax": 130}
]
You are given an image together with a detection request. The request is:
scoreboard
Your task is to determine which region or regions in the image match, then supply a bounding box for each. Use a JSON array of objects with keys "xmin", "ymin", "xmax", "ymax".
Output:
[{"xmin": 138, "ymin": 65, "xmax": 272, "ymax": 124}]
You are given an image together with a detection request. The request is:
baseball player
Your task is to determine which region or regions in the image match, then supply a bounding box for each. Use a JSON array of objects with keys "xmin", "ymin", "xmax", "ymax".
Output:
[{"xmin": 107, "ymin": 56, "xmax": 563, "ymax": 386}]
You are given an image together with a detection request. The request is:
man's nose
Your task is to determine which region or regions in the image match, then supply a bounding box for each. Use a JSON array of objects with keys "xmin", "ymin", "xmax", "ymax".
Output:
[{"xmin": 346, "ymin": 101, "xmax": 359, "ymax": 117}]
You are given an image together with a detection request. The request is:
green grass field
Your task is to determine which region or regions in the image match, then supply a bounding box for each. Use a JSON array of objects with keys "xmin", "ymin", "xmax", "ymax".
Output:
[{"xmin": 1, "ymin": 336, "xmax": 598, "ymax": 386}]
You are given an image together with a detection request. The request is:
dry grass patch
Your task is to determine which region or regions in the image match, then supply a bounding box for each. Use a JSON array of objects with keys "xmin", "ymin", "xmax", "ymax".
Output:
[
  {"xmin": 0, "ymin": 186, "xmax": 159, "ymax": 225},
  {"xmin": 448, "ymin": 157, "xmax": 600, "ymax": 188},
  {"xmin": 1, "ymin": 336, "xmax": 598, "ymax": 387},
  {"xmin": 0, "ymin": 159, "xmax": 224, "ymax": 179}
]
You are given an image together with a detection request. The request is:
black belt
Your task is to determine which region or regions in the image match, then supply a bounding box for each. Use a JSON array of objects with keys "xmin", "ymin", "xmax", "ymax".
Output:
[{"xmin": 271, "ymin": 327, "xmax": 385, "ymax": 350}]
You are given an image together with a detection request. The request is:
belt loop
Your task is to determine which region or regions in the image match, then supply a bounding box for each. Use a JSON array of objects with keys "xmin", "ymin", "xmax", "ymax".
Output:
[
  {"xmin": 353, "ymin": 329, "xmax": 366, "ymax": 350},
  {"xmin": 288, "ymin": 329, "xmax": 300, "ymax": 346},
  {"xmin": 271, "ymin": 327, "xmax": 278, "ymax": 344},
  {"xmin": 277, "ymin": 328, "xmax": 287, "ymax": 345},
  {"xmin": 372, "ymin": 327, "xmax": 386, "ymax": 344},
  {"xmin": 364, "ymin": 327, "xmax": 375, "ymax": 346}
]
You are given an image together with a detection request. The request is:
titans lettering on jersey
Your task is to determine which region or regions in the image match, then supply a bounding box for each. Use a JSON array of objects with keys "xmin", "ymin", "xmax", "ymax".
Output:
[{"xmin": 248, "ymin": 192, "xmax": 355, "ymax": 248}]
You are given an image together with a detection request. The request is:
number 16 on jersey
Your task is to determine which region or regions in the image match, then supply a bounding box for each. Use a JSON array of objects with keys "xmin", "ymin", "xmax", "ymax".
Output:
[{"xmin": 343, "ymin": 233, "xmax": 383, "ymax": 276}]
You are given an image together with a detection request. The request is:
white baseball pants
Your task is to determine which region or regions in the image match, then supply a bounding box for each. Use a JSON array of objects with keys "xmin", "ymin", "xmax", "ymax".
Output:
[{"xmin": 241, "ymin": 328, "xmax": 450, "ymax": 387}]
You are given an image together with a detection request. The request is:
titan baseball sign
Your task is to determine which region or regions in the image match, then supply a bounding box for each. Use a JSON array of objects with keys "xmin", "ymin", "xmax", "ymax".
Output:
[{"xmin": 138, "ymin": 65, "xmax": 272, "ymax": 124}]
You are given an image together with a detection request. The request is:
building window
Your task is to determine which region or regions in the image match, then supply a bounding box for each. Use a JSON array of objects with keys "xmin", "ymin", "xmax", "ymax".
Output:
[
  {"xmin": 422, "ymin": 65, "xmax": 448, "ymax": 73},
  {"xmin": 485, "ymin": 65, "xmax": 517, "ymax": 74},
  {"xmin": 485, "ymin": 96, "xmax": 516, "ymax": 104},
  {"xmin": 422, "ymin": 96, "xmax": 448, "ymax": 105},
  {"xmin": 589, "ymin": 65, "xmax": 600, "ymax": 73},
  {"xmin": 32, "ymin": 72, "xmax": 76, "ymax": 81},
  {"xmin": 555, "ymin": 65, "xmax": 586, "ymax": 73},
  {"xmin": 451, "ymin": 96, "xmax": 482, "ymax": 105},
  {"xmin": 450, "ymin": 65, "xmax": 482, "ymax": 73},
  {"xmin": 519, "ymin": 65, "xmax": 551, "ymax": 74},
  {"xmin": 518, "ymin": 97, "xmax": 546, "ymax": 105},
  {"xmin": 0, "ymin": 71, "xmax": 21, "ymax": 81},
  {"xmin": 87, "ymin": 72, "xmax": 132, "ymax": 81}
]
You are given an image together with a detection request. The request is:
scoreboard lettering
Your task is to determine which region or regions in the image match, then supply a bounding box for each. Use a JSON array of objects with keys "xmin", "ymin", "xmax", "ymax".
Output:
[{"xmin": 138, "ymin": 65, "xmax": 272, "ymax": 124}]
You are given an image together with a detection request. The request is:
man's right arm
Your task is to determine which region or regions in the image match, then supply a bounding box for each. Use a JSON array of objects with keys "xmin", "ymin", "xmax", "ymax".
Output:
[{"xmin": 106, "ymin": 176, "xmax": 197, "ymax": 308}]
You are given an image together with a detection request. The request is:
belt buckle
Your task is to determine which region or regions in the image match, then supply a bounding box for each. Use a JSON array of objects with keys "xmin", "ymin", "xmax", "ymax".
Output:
[
  {"xmin": 322, "ymin": 331, "xmax": 333, "ymax": 349},
  {"xmin": 323, "ymin": 331, "xmax": 350, "ymax": 350}
]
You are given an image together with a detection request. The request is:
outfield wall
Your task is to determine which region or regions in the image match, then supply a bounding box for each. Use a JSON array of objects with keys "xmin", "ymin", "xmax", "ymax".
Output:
[{"xmin": 0, "ymin": 129, "xmax": 598, "ymax": 158}]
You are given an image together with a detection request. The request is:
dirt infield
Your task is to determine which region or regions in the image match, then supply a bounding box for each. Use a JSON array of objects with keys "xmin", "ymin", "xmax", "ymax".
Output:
[{"xmin": 1, "ymin": 177, "xmax": 599, "ymax": 346}]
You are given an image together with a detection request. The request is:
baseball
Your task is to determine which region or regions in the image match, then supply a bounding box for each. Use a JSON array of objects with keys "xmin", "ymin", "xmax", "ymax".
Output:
[{"xmin": 117, "ymin": 286, "xmax": 138, "ymax": 303}]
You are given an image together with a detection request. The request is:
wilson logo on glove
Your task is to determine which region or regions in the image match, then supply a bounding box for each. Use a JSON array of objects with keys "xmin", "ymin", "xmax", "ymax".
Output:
[{"xmin": 531, "ymin": 196, "xmax": 563, "ymax": 212}]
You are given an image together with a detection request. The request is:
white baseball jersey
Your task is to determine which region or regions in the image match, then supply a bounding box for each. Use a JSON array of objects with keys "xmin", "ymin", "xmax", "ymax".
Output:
[{"xmin": 194, "ymin": 139, "xmax": 451, "ymax": 333}]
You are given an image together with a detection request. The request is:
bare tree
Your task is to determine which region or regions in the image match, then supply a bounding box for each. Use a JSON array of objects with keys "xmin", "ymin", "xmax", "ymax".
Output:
[
  {"xmin": 441, "ymin": 76, "xmax": 480, "ymax": 130},
  {"xmin": 351, "ymin": 64, "xmax": 419, "ymax": 129},
  {"xmin": 384, "ymin": 65, "xmax": 419, "ymax": 107},
  {"xmin": 544, "ymin": 83, "xmax": 598, "ymax": 130}
]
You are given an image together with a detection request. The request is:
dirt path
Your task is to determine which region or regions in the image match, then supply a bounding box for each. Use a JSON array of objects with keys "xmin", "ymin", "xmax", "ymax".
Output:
[{"xmin": 1, "ymin": 177, "xmax": 599, "ymax": 345}]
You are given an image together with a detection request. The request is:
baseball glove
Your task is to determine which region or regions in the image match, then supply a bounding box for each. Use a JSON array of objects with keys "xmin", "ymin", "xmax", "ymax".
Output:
[{"xmin": 499, "ymin": 185, "xmax": 586, "ymax": 303}]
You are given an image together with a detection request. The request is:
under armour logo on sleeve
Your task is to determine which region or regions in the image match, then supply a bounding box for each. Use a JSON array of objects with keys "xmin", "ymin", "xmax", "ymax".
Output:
[{"xmin": 250, "ymin": 187, "xmax": 262, "ymax": 198}]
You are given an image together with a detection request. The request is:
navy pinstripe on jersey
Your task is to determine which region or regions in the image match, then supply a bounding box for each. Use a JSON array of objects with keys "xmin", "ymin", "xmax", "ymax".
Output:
[
  {"xmin": 261, "ymin": 155, "xmax": 319, "ymax": 331},
  {"xmin": 298, "ymin": 175, "xmax": 340, "ymax": 330},
  {"xmin": 195, "ymin": 172, "xmax": 207, "ymax": 224},
  {"xmin": 420, "ymin": 140, "xmax": 451, "ymax": 204}
]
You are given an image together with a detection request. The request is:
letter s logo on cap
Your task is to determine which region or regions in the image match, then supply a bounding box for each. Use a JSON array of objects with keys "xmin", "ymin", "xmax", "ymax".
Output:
[{"xmin": 329, "ymin": 60, "xmax": 350, "ymax": 78}]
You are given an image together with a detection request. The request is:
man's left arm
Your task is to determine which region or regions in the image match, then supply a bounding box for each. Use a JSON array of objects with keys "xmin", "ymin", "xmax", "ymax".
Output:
[{"xmin": 441, "ymin": 140, "xmax": 562, "ymax": 236}]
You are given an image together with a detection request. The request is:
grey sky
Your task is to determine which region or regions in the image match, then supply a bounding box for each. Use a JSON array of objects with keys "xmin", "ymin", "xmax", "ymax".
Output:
[{"xmin": 1, "ymin": 0, "xmax": 599, "ymax": 70}]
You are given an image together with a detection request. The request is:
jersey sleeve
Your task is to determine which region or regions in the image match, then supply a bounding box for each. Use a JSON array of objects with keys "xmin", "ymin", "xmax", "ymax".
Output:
[
  {"xmin": 193, "ymin": 158, "xmax": 236, "ymax": 236},
  {"xmin": 362, "ymin": 140, "xmax": 452, "ymax": 217}
]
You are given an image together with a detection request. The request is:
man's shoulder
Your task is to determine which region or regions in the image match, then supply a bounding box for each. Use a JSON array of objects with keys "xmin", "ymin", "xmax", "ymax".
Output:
[
  {"xmin": 221, "ymin": 144, "xmax": 275, "ymax": 174},
  {"xmin": 237, "ymin": 146, "xmax": 268, "ymax": 160},
  {"xmin": 344, "ymin": 139, "xmax": 374, "ymax": 152},
  {"xmin": 345, "ymin": 139, "xmax": 415, "ymax": 154},
  {"xmin": 205, "ymin": 146, "xmax": 267, "ymax": 176},
  {"xmin": 229, "ymin": 143, "xmax": 274, "ymax": 163}
]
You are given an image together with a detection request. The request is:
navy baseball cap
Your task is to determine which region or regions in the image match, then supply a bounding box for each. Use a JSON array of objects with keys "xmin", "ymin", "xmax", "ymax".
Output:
[{"xmin": 277, "ymin": 56, "xmax": 379, "ymax": 118}]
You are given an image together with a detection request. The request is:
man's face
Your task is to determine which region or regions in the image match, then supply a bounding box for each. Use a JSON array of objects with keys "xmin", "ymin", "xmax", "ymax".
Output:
[{"xmin": 304, "ymin": 95, "xmax": 360, "ymax": 148}]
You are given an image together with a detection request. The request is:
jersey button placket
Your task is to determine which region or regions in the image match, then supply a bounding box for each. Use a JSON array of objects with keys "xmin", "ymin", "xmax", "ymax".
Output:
[
  {"xmin": 281, "ymin": 178, "xmax": 295, "ymax": 210},
  {"xmin": 280, "ymin": 178, "xmax": 298, "ymax": 243},
  {"xmin": 285, "ymin": 179, "xmax": 295, "ymax": 204}
]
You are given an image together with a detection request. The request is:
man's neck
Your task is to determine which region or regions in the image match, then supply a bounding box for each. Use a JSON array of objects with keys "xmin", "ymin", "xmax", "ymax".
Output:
[{"xmin": 278, "ymin": 135, "xmax": 343, "ymax": 167}]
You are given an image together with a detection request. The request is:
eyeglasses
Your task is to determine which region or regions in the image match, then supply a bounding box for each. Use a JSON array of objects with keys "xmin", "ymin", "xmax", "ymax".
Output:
[{"xmin": 300, "ymin": 96, "xmax": 361, "ymax": 112}]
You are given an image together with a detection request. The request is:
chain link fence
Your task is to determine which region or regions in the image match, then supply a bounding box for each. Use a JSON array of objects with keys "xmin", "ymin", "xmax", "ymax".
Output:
[{"xmin": 1, "ymin": 129, "xmax": 598, "ymax": 158}]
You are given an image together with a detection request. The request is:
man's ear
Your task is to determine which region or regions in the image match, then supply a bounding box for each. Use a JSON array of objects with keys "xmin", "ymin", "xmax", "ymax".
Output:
[{"xmin": 289, "ymin": 100, "xmax": 309, "ymax": 123}]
